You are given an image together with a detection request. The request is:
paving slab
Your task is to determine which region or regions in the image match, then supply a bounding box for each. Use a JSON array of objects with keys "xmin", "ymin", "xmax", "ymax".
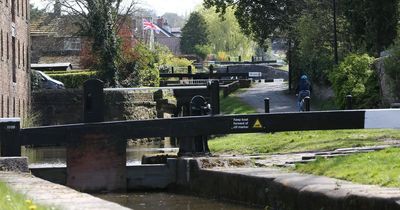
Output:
[{"xmin": 0, "ymin": 172, "xmax": 130, "ymax": 210}]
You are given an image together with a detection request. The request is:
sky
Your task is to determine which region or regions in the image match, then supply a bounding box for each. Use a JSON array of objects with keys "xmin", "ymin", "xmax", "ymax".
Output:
[
  {"xmin": 140, "ymin": 0, "xmax": 204, "ymax": 16},
  {"xmin": 31, "ymin": 0, "xmax": 204, "ymax": 16}
]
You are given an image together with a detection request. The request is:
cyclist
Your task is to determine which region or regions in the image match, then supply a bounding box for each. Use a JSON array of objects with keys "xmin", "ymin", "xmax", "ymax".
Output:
[{"xmin": 295, "ymin": 74, "xmax": 312, "ymax": 111}]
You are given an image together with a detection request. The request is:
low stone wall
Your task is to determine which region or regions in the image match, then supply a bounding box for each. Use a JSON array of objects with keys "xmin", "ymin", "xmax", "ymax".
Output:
[{"xmin": 32, "ymin": 89, "xmax": 176, "ymax": 126}]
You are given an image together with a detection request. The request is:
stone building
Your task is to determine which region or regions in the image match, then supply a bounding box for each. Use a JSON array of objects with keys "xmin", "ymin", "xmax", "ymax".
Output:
[{"xmin": 0, "ymin": 0, "xmax": 30, "ymax": 119}]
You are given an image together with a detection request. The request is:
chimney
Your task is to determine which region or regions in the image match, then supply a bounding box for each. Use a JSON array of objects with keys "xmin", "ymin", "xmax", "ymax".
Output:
[
  {"xmin": 156, "ymin": 17, "xmax": 164, "ymax": 28},
  {"xmin": 54, "ymin": 0, "xmax": 61, "ymax": 17}
]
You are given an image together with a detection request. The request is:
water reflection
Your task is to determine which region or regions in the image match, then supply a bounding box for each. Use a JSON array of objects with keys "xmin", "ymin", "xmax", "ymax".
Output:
[
  {"xmin": 22, "ymin": 143, "xmax": 178, "ymax": 167},
  {"xmin": 96, "ymin": 192, "xmax": 262, "ymax": 210}
]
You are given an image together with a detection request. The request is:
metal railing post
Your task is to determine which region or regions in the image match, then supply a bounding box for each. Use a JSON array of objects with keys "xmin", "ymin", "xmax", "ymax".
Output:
[
  {"xmin": 346, "ymin": 95, "xmax": 353, "ymax": 110},
  {"xmin": 304, "ymin": 96, "xmax": 311, "ymax": 112},
  {"xmin": 264, "ymin": 98, "xmax": 270, "ymax": 113}
]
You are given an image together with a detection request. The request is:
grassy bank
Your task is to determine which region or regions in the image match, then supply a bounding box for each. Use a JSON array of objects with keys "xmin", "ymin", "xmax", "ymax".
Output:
[
  {"xmin": 295, "ymin": 148, "xmax": 400, "ymax": 187},
  {"xmin": 220, "ymin": 91, "xmax": 256, "ymax": 114},
  {"xmin": 209, "ymin": 129, "xmax": 400, "ymax": 155},
  {"xmin": 0, "ymin": 182, "xmax": 56, "ymax": 209}
]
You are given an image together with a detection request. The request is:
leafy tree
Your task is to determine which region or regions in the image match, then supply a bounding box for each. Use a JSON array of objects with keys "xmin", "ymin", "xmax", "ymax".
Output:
[
  {"xmin": 329, "ymin": 54, "xmax": 379, "ymax": 108},
  {"xmin": 56, "ymin": 0, "xmax": 138, "ymax": 87},
  {"xmin": 199, "ymin": 6, "xmax": 255, "ymax": 59},
  {"xmin": 180, "ymin": 12, "xmax": 209, "ymax": 56},
  {"xmin": 203, "ymin": 0, "xmax": 301, "ymax": 49},
  {"xmin": 118, "ymin": 42, "xmax": 159, "ymax": 87},
  {"xmin": 342, "ymin": 0, "xmax": 398, "ymax": 56},
  {"xmin": 383, "ymin": 38, "xmax": 400, "ymax": 101}
]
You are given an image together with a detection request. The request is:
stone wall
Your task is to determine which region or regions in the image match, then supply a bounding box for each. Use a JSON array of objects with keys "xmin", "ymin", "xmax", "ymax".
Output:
[
  {"xmin": 32, "ymin": 89, "xmax": 176, "ymax": 126},
  {"xmin": 375, "ymin": 58, "xmax": 396, "ymax": 107}
]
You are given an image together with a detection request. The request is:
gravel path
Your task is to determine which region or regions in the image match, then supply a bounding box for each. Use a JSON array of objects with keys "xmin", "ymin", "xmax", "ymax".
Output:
[{"xmin": 237, "ymin": 81, "xmax": 298, "ymax": 113}]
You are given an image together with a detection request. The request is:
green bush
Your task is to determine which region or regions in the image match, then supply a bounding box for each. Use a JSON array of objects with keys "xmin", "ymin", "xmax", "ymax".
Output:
[
  {"xmin": 329, "ymin": 54, "xmax": 380, "ymax": 109},
  {"xmin": 50, "ymin": 71, "xmax": 97, "ymax": 88}
]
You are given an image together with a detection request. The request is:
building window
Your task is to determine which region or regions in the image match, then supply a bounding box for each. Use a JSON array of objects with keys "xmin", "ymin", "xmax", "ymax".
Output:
[
  {"xmin": 22, "ymin": 0, "xmax": 24, "ymax": 17},
  {"xmin": 1, "ymin": 30, "xmax": 2, "ymax": 59},
  {"xmin": 17, "ymin": 0, "xmax": 19, "ymax": 17},
  {"xmin": 18, "ymin": 39, "xmax": 20, "ymax": 67},
  {"xmin": 7, "ymin": 33, "xmax": 9, "ymax": 60},
  {"xmin": 13, "ymin": 98, "xmax": 15, "ymax": 117},
  {"xmin": 11, "ymin": 0, "xmax": 15, "ymax": 22},
  {"xmin": 22, "ymin": 42, "xmax": 24, "ymax": 67},
  {"xmin": 12, "ymin": 37, "xmax": 16, "ymax": 82},
  {"xmin": 64, "ymin": 38, "xmax": 81, "ymax": 51},
  {"xmin": 7, "ymin": 97, "xmax": 9, "ymax": 118},
  {"xmin": 1, "ymin": 95, "xmax": 3, "ymax": 118}
]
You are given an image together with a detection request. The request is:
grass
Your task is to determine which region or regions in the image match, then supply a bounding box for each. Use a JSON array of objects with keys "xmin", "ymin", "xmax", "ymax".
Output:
[
  {"xmin": 220, "ymin": 91, "xmax": 257, "ymax": 114},
  {"xmin": 0, "ymin": 182, "xmax": 57, "ymax": 210},
  {"xmin": 209, "ymin": 129, "xmax": 400, "ymax": 155},
  {"xmin": 295, "ymin": 148, "xmax": 400, "ymax": 187}
]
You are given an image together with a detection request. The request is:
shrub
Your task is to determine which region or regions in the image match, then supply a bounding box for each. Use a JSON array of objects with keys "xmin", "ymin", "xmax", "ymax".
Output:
[
  {"xmin": 49, "ymin": 71, "xmax": 97, "ymax": 88},
  {"xmin": 329, "ymin": 54, "xmax": 380, "ymax": 109}
]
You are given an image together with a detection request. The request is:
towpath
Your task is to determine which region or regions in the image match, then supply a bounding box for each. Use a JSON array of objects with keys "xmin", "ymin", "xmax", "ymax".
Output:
[{"xmin": 237, "ymin": 81, "xmax": 298, "ymax": 113}]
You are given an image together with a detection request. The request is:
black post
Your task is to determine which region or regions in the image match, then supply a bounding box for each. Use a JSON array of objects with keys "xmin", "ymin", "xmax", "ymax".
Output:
[
  {"xmin": 209, "ymin": 65, "xmax": 214, "ymax": 79},
  {"xmin": 252, "ymin": 56, "xmax": 255, "ymax": 62},
  {"xmin": 238, "ymin": 55, "xmax": 242, "ymax": 62},
  {"xmin": 264, "ymin": 98, "xmax": 270, "ymax": 113},
  {"xmin": 0, "ymin": 119, "xmax": 21, "ymax": 156},
  {"xmin": 346, "ymin": 95, "xmax": 353, "ymax": 110},
  {"xmin": 304, "ymin": 96, "xmax": 311, "ymax": 112},
  {"xmin": 209, "ymin": 80, "xmax": 220, "ymax": 115},
  {"xmin": 83, "ymin": 79, "xmax": 104, "ymax": 123},
  {"xmin": 226, "ymin": 66, "xmax": 229, "ymax": 73},
  {"xmin": 171, "ymin": 67, "xmax": 174, "ymax": 74},
  {"xmin": 188, "ymin": 65, "xmax": 192, "ymax": 74}
]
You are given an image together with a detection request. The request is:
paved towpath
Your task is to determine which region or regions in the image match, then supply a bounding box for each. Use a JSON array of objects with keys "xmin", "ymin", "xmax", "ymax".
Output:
[{"xmin": 237, "ymin": 81, "xmax": 298, "ymax": 113}]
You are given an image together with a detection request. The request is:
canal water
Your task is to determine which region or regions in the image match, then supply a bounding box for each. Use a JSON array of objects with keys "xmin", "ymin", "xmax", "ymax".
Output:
[
  {"xmin": 22, "ymin": 144, "xmax": 261, "ymax": 210},
  {"xmin": 22, "ymin": 143, "xmax": 178, "ymax": 167},
  {"xmin": 96, "ymin": 192, "xmax": 262, "ymax": 210}
]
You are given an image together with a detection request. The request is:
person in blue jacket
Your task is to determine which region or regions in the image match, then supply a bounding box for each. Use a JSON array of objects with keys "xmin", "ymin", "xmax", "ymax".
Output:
[{"xmin": 295, "ymin": 74, "xmax": 312, "ymax": 111}]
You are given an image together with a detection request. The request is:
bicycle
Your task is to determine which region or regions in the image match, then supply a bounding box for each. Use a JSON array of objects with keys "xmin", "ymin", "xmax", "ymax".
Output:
[{"xmin": 297, "ymin": 90, "xmax": 310, "ymax": 112}]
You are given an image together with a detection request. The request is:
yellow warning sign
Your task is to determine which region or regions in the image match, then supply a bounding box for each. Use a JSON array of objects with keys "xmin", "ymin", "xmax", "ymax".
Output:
[{"xmin": 253, "ymin": 119, "xmax": 263, "ymax": 128}]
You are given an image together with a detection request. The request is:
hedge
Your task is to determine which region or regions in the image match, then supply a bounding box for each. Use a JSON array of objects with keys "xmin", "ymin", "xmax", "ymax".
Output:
[{"xmin": 49, "ymin": 71, "xmax": 97, "ymax": 88}]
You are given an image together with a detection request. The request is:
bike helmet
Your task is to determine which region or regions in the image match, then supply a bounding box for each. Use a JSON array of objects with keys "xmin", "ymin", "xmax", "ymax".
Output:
[{"xmin": 301, "ymin": 75, "xmax": 308, "ymax": 80}]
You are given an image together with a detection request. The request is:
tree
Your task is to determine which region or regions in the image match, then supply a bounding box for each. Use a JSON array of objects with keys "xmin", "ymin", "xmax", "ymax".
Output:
[
  {"xmin": 342, "ymin": 0, "xmax": 398, "ymax": 56},
  {"xmin": 55, "ymin": 0, "xmax": 138, "ymax": 87},
  {"xmin": 180, "ymin": 12, "xmax": 209, "ymax": 56},
  {"xmin": 30, "ymin": 4, "xmax": 46, "ymax": 21},
  {"xmin": 199, "ymin": 6, "xmax": 255, "ymax": 59},
  {"xmin": 203, "ymin": 0, "xmax": 301, "ymax": 49}
]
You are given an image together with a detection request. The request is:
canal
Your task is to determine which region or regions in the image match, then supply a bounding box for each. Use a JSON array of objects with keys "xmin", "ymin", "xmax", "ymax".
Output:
[{"xmin": 22, "ymin": 144, "xmax": 261, "ymax": 210}]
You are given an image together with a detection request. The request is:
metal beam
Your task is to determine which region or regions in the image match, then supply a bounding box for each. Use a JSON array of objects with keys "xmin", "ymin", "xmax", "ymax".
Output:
[{"xmin": 21, "ymin": 110, "xmax": 366, "ymax": 146}]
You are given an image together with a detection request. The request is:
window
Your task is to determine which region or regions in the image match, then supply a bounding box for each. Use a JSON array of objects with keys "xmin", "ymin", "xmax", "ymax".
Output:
[
  {"xmin": 22, "ymin": 0, "xmax": 24, "ymax": 17},
  {"xmin": 12, "ymin": 37, "xmax": 16, "ymax": 82},
  {"xmin": 17, "ymin": 0, "xmax": 19, "ymax": 17},
  {"xmin": 22, "ymin": 42, "xmax": 24, "ymax": 67},
  {"xmin": 11, "ymin": 0, "xmax": 15, "ymax": 22},
  {"xmin": 1, "ymin": 95, "xmax": 3, "ymax": 118},
  {"xmin": 7, "ymin": 33, "xmax": 9, "ymax": 60},
  {"xmin": 64, "ymin": 38, "xmax": 81, "ymax": 51},
  {"xmin": 18, "ymin": 39, "xmax": 20, "ymax": 67},
  {"xmin": 1, "ymin": 30, "xmax": 2, "ymax": 59}
]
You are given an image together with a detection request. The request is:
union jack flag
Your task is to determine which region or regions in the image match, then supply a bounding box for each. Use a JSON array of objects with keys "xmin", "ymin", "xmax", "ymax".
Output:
[{"xmin": 143, "ymin": 19, "xmax": 160, "ymax": 34}]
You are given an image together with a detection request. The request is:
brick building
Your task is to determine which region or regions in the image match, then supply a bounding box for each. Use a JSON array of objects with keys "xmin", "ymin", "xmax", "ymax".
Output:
[{"xmin": 0, "ymin": 0, "xmax": 30, "ymax": 119}]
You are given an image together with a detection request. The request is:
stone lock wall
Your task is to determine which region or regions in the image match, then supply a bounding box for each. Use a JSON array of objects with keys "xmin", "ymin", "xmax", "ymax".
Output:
[{"xmin": 31, "ymin": 89, "xmax": 176, "ymax": 126}]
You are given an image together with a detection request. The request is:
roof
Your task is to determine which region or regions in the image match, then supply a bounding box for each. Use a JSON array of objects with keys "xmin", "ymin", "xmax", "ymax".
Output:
[
  {"xmin": 31, "ymin": 63, "xmax": 73, "ymax": 68},
  {"xmin": 30, "ymin": 14, "xmax": 81, "ymax": 37}
]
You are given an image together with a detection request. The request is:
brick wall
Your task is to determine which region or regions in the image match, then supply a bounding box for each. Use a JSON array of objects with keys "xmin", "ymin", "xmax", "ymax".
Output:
[{"xmin": 0, "ymin": 0, "xmax": 30, "ymax": 120}]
